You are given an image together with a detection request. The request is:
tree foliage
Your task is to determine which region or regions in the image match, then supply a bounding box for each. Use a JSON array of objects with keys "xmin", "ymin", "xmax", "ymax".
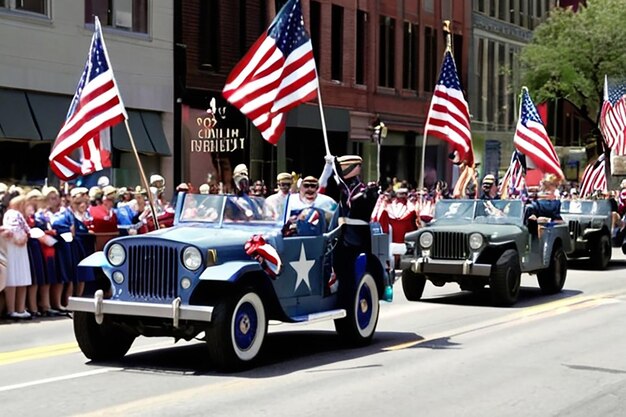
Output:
[{"xmin": 520, "ymin": 0, "xmax": 626, "ymax": 124}]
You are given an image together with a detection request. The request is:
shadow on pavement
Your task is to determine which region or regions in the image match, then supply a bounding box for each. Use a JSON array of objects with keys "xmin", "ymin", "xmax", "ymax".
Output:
[
  {"xmin": 86, "ymin": 329, "xmax": 425, "ymax": 376},
  {"xmin": 416, "ymin": 287, "xmax": 583, "ymax": 309}
]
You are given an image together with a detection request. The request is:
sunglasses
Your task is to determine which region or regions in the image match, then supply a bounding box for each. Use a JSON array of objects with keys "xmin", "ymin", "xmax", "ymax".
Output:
[
  {"xmin": 278, "ymin": 182, "xmax": 292, "ymax": 187},
  {"xmin": 302, "ymin": 183, "xmax": 318, "ymax": 189}
]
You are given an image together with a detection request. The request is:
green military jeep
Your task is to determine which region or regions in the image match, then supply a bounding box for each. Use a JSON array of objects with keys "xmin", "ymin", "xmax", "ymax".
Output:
[
  {"xmin": 400, "ymin": 199, "xmax": 572, "ymax": 307},
  {"xmin": 560, "ymin": 199, "xmax": 613, "ymax": 270}
]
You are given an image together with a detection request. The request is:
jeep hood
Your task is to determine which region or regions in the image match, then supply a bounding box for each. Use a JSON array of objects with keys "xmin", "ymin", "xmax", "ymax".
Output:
[{"xmin": 424, "ymin": 223, "xmax": 524, "ymax": 241}]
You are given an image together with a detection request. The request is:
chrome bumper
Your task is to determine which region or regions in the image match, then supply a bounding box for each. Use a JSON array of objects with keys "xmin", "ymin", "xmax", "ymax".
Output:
[
  {"xmin": 68, "ymin": 290, "xmax": 214, "ymax": 328},
  {"xmin": 410, "ymin": 257, "xmax": 492, "ymax": 277}
]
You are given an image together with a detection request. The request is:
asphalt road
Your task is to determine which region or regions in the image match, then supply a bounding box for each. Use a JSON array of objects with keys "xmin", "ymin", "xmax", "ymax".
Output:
[{"xmin": 2, "ymin": 249, "xmax": 626, "ymax": 417}]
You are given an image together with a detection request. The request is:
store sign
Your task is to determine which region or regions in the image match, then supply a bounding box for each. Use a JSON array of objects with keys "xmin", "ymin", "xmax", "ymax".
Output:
[
  {"xmin": 188, "ymin": 97, "xmax": 246, "ymax": 153},
  {"xmin": 182, "ymin": 95, "xmax": 248, "ymax": 193}
]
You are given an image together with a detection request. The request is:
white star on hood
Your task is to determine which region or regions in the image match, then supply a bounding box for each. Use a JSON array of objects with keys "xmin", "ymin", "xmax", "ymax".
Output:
[{"xmin": 290, "ymin": 244, "xmax": 315, "ymax": 292}]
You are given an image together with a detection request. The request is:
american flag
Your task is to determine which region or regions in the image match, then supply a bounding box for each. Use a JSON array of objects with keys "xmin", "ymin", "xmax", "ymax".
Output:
[
  {"xmin": 499, "ymin": 151, "xmax": 527, "ymax": 199},
  {"xmin": 600, "ymin": 75, "xmax": 626, "ymax": 155},
  {"xmin": 222, "ymin": 0, "xmax": 318, "ymax": 145},
  {"xmin": 49, "ymin": 17, "xmax": 127, "ymax": 181},
  {"xmin": 579, "ymin": 153, "xmax": 607, "ymax": 198},
  {"xmin": 513, "ymin": 88, "xmax": 563, "ymax": 179},
  {"xmin": 424, "ymin": 50, "xmax": 473, "ymax": 166}
]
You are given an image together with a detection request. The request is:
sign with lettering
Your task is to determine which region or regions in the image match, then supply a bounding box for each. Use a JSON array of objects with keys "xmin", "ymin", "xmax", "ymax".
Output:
[{"xmin": 182, "ymin": 95, "xmax": 248, "ymax": 192}]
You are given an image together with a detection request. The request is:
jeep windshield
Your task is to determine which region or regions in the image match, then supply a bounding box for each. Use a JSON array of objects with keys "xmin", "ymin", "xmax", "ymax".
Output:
[
  {"xmin": 432, "ymin": 199, "xmax": 524, "ymax": 226},
  {"xmin": 178, "ymin": 194, "xmax": 276, "ymax": 225},
  {"xmin": 561, "ymin": 200, "xmax": 611, "ymax": 215}
]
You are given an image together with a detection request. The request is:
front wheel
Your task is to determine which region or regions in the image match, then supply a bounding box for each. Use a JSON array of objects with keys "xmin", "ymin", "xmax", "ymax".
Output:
[
  {"xmin": 73, "ymin": 311, "xmax": 136, "ymax": 361},
  {"xmin": 590, "ymin": 234, "xmax": 611, "ymax": 270},
  {"xmin": 335, "ymin": 272, "xmax": 380, "ymax": 346},
  {"xmin": 206, "ymin": 290, "xmax": 267, "ymax": 372},
  {"xmin": 401, "ymin": 269, "xmax": 427, "ymax": 301},
  {"xmin": 537, "ymin": 246, "xmax": 567, "ymax": 294},
  {"xmin": 489, "ymin": 249, "xmax": 521, "ymax": 307}
]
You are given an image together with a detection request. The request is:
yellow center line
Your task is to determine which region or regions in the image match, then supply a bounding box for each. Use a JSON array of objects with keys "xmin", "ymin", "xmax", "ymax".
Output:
[
  {"xmin": 0, "ymin": 342, "xmax": 80, "ymax": 366},
  {"xmin": 384, "ymin": 290, "xmax": 624, "ymax": 351}
]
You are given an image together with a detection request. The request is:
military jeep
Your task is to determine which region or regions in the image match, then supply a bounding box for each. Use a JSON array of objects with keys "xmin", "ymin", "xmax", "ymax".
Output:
[
  {"xmin": 560, "ymin": 199, "xmax": 613, "ymax": 269},
  {"xmin": 400, "ymin": 199, "xmax": 572, "ymax": 307}
]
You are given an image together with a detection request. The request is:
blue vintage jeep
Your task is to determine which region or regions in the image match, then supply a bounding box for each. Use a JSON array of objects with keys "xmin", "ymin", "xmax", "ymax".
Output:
[{"xmin": 68, "ymin": 193, "xmax": 392, "ymax": 370}]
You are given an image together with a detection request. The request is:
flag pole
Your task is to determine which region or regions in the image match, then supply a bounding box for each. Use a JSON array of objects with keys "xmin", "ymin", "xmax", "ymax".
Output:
[
  {"xmin": 315, "ymin": 76, "xmax": 345, "ymax": 185},
  {"xmin": 124, "ymin": 120, "xmax": 160, "ymax": 230},
  {"xmin": 418, "ymin": 20, "xmax": 452, "ymax": 191}
]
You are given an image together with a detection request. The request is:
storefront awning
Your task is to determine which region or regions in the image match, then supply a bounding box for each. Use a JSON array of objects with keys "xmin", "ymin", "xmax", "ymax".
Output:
[
  {"xmin": 0, "ymin": 89, "xmax": 41, "ymax": 140},
  {"xmin": 112, "ymin": 110, "xmax": 170, "ymax": 156},
  {"xmin": 141, "ymin": 111, "xmax": 171, "ymax": 156},
  {"xmin": 27, "ymin": 92, "xmax": 72, "ymax": 141}
]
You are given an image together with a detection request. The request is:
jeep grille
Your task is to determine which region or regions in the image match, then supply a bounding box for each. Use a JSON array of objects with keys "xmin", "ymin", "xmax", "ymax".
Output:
[
  {"xmin": 431, "ymin": 232, "xmax": 468, "ymax": 260},
  {"xmin": 127, "ymin": 245, "xmax": 179, "ymax": 300},
  {"xmin": 568, "ymin": 220, "xmax": 581, "ymax": 240}
]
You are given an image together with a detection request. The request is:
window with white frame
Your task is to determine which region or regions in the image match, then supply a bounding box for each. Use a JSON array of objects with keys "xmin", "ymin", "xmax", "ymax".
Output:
[
  {"xmin": 84, "ymin": 0, "xmax": 148, "ymax": 34},
  {"xmin": 0, "ymin": 0, "xmax": 48, "ymax": 16}
]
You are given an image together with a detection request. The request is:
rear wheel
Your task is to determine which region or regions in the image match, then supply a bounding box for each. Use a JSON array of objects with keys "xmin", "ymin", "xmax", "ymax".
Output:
[
  {"xmin": 401, "ymin": 269, "xmax": 427, "ymax": 301},
  {"xmin": 489, "ymin": 249, "xmax": 521, "ymax": 307},
  {"xmin": 537, "ymin": 246, "xmax": 567, "ymax": 294},
  {"xmin": 73, "ymin": 311, "xmax": 135, "ymax": 361},
  {"xmin": 590, "ymin": 234, "xmax": 611, "ymax": 270},
  {"xmin": 335, "ymin": 272, "xmax": 380, "ymax": 345}
]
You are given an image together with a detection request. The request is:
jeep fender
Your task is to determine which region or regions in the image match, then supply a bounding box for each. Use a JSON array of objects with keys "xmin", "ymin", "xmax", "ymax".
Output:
[
  {"xmin": 475, "ymin": 241, "xmax": 519, "ymax": 266},
  {"xmin": 198, "ymin": 260, "xmax": 264, "ymax": 283},
  {"xmin": 78, "ymin": 251, "xmax": 114, "ymax": 278},
  {"xmin": 354, "ymin": 253, "xmax": 387, "ymax": 295}
]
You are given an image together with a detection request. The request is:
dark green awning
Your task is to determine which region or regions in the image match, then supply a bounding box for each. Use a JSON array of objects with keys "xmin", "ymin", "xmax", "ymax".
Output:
[
  {"xmin": 0, "ymin": 89, "xmax": 41, "ymax": 140},
  {"xmin": 27, "ymin": 92, "xmax": 72, "ymax": 141},
  {"xmin": 112, "ymin": 110, "xmax": 155, "ymax": 154},
  {"xmin": 141, "ymin": 111, "xmax": 171, "ymax": 156}
]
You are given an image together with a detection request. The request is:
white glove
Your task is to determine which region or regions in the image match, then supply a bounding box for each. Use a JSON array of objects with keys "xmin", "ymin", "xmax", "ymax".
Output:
[{"xmin": 324, "ymin": 154, "xmax": 335, "ymax": 165}]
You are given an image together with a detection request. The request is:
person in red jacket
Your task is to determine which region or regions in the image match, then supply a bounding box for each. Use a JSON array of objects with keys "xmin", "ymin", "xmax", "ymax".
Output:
[{"xmin": 88, "ymin": 186, "xmax": 119, "ymax": 251}]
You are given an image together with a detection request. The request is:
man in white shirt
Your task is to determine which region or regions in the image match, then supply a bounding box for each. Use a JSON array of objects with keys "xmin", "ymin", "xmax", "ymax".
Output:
[{"xmin": 263, "ymin": 172, "xmax": 293, "ymax": 220}]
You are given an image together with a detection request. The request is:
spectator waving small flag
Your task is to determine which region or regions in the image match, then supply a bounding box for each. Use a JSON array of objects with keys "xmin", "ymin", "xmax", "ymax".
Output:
[
  {"xmin": 513, "ymin": 87, "xmax": 564, "ymax": 179},
  {"xmin": 600, "ymin": 75, "xmax": 626, "ymax": 155},
  {"xmin": 579, "ymin": 154, "xmax": 607, "ymax": 198},
  {"xmin": 499, "ymin": 151, "xmax": 527, "ymax": 199},
  {"xmin": 424, "ymin": 49, "xmax": 473, "ymax": 166},
  {"xmin": 49, "ymin": 17, "xmax": 127, "ymax": 181},
  {"xmin": 223, "ymin": 0, "xmax": 318, "ymax": 145}
]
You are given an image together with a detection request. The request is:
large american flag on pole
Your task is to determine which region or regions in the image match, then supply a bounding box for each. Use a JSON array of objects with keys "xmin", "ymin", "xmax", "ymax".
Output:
[
  {"xmin": 49, "ymin": 17, "xmax": 127, "ymax": 181},
  {"xmin": 579, "ymin": 153, "xmax": 607, "ymax": 198},
  {"xmin": 513, "ymin": 87, "xmax": 564, "ymax": 179},
  {"xmin": 222, "ymin": 0, "xmax": 318, "ymax": 145},
  {"xmin": 600, "ymin": 75, "xmax": 626, "ymax": 155},
  {"xmin": 499, "ymin": 151, "xmax": 527, "ymax": 199},
  {"xmin": 424, "ymin": 50, "xmax": 473, "ymax": 166}
]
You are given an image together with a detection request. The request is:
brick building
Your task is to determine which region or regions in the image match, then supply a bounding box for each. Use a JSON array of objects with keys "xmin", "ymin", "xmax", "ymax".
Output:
[{"xmin": 175, "ymin": 0, "xmax": 472, "ymax": 191}]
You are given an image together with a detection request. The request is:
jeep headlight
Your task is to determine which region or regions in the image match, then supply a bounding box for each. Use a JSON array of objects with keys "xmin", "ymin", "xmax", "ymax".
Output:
[
  {"xmin": 182, "ymin": 246, "xmax": 202, "ymax": 271},
  {"xmin": 107, "ymin": 243, "xmax": 126, "ymax": 266},
  {"xmin": 419, "ymin": 232, "xmax": 433, "ymax": 249},
  {"xmin": 468, "ymin": 233, "xmax": 484, "ymax": 250}
]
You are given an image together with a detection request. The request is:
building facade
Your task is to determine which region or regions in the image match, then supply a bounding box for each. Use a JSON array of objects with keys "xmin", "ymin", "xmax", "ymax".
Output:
[
  {"xmin": 469, "ymin": 0, "xmax": 593, "ymax": 183},
  {"xmin": 176, "ymin": 0, "xmax": 472, "ymax": 192},
  {"xmin": 0, "ymin": 1, "xmax": 173, "ymax": 189}
]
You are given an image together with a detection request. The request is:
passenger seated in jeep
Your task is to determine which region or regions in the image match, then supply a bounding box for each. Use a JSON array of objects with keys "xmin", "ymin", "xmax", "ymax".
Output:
[{"xmin": 525, "ymin": 173, "xmax": 562, "ymax": 234}]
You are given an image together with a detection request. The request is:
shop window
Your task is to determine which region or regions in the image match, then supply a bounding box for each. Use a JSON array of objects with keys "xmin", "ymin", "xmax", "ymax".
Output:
[
  {"xmin": 424, "ymin": 26, "xmax": 437, "ymax": 92},
  {"xmin": 331, "ymin": 4, "xmax": 343, "ymax": 81},
  {"xmin": 402, "ymin": 21, "xmax": 418, "ymax": 91},
  {"xmin": 355, "ymin": 9, "xmax": 367, "ymax": 85},
  {"xmin": 199, "ymin": 0, "xmax": 219, "ymax": 70},
  {"xmin": 85, "ymin": 0, "xmax": 148, "ymax": 34},
  {"xmin": 378, "ymin": 15, "xmax": 395, "ymax": 88},
  {"xmin": 309, "ymin": 1, "xmax": 321, "ymax": 69},
  {"xmin": 1, "ymin": 0, "xmax": 48, "ymax": 16}
]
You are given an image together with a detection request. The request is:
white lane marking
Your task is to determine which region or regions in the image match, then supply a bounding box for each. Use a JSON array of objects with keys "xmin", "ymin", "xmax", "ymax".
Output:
[{"xmin": 0, "ymin": 368, "xmax": 121, "ymax": 393}]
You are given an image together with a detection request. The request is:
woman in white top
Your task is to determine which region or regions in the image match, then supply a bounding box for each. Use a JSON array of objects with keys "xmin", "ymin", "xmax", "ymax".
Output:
[{"xmin": 2, "ymin": 195, "xmax": 32, "ymax": 319}]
